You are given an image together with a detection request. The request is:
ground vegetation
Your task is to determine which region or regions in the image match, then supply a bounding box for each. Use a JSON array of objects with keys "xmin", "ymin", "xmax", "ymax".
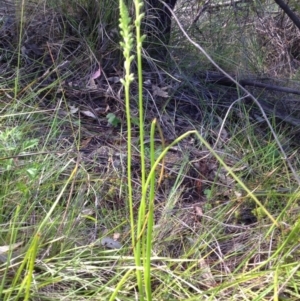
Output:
[{"xmin": 0, "ymin": 0, "xmax": 300, "ymax": 300}]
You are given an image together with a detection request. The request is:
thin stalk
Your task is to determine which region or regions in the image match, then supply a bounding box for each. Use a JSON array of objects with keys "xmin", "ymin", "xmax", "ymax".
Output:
[
  {"xmin": 134, "ymin": 0, "xmax": 146, "ymax": 188},
  {"xmin": 108, "ymin": 269, "xmax": 133, "ymax": 301},
  {"xmin": 14, "ymin": 0, "xmax": 26, "ymax": 99},
  {"xmin": 119, "ymin": 0, "xmax": 144, "ymax": 298},
  {"xmin": 145, "ymin": 119, "xmax": 157, "ymax": 300},
  {"xmin": 133, "ymin": 1, "xmax": 147, "ymax": 299},
  {"xmin": 23, "ymin": 234, "xmax": 40, "ymax": 301},
  {"xmin": 1, "ymin": 205, "xmax": 21, "ymax": 300}
]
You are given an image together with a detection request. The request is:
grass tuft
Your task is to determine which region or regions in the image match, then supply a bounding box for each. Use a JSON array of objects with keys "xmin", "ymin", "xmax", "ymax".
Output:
[{"xmin": 0, "ymin": 0, "xmax": 300, "ymax": 300}]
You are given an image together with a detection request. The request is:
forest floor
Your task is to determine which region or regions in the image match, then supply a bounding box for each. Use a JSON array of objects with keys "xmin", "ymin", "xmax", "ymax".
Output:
[{"xmin": 1, "ymin": 1, "xmax": 300, "ymax": 300}]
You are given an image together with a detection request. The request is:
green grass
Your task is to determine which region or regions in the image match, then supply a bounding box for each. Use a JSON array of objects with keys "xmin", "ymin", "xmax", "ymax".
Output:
[{"xmin": 1, "ymin": 0, "xmax": 300, "ymax": 300}]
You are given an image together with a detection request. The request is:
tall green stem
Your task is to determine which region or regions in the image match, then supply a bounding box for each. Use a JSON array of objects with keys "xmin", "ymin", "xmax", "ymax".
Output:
[
  {"xmin": 133, "ymin": 1, "xmax": 146, "ymax": 299},
  {"xmin": 119, "ymin": 0, "xmax": 144, "ymax": 299}
]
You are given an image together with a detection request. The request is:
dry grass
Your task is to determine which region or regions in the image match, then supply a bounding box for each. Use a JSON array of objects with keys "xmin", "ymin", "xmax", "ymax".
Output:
[{"xmin": 0, "ymin": 0, "xmax": 300, "ymax": 300}]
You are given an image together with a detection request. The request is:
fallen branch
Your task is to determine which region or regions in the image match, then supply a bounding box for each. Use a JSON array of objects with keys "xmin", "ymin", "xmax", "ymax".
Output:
[{"xmin": 197, "ymin": 71, "xmax": 300, "ymax": 95}]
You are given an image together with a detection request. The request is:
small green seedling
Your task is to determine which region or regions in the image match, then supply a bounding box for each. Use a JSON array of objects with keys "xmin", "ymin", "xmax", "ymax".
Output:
[{"xmin": 106, "ymin": 113, "xmax": 121, "ymax": 127}]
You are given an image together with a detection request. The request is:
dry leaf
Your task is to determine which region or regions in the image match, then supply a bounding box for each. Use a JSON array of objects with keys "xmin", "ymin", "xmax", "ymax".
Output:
[
  {"xmin": 195, "ymin": 178, "xmax": 203, "ymax": 194},
  {"xmin": 0, "ymin": 242, "xmax": 23, "ymax": 254},
  {"xmin": 194, "ymin": 205, "xmax": 203, "ymax": 217},
  {"xmin": 234, "ymin": 191, "xmax": 242, "ymax": 198},
  {"xmin": 81, "ymin": 110, "xmax": 97, "ymax": 119},
  {"xmin": 113, "ymin": 233, "xmax": 121, "ymax": 240},
  {"xmin": 80, "ymin": 137, "xmax": 92, "ymax": 148},
  {"xmin": 69, "ymin": 105, "xmax": 78, "ymax": 114},
  {"xmin": 91, "ymin": 67, "xmax": 101, "ymax": 80},
  {"xmin": 152, "ymin": 85, "xmax": 169, "ymax": 98},
  {"xmin": 87, "ymin": 78, "xmax": 97, "ymax": 89}
]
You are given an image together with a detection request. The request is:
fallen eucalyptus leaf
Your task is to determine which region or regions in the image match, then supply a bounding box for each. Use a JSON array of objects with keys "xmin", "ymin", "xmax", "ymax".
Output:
[{"xmin": 81, "ymin": 110, "xmax": 97, "ymax": 119}]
